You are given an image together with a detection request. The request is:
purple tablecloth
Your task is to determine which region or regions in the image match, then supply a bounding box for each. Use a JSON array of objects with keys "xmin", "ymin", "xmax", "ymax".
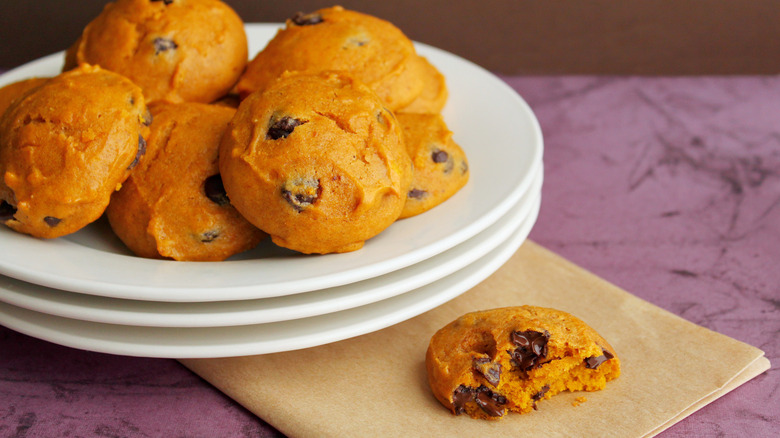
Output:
[{"xmin": 1, "ymin": 76, "xmax": 778, "ymax": 437}]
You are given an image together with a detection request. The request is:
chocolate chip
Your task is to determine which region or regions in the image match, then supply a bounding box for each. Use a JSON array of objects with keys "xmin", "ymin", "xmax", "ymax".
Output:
[
  {"xmin": 452, "ymin": 385, "xmax": 473, "ymax": 415},
  {"xmin": 509, "ymin": 330, "xmax": 550, "ymax": 371},
  {"xmin": 584, "ymin": 348, "xmax": 615, "ymax": 369},
  {"xmin": 153, "ymin": 37, "xmax": 178, "ymax": 55},
  {"xmin": 408, "ymin": 189, "xmax": 427, "ymax": 199},
  {"xmin": 201, "ymin": 230, "xmax": 219, "ymax": 243},
  {"xmin": 44, "ymin": 216, "xmax": 61, "ymax": 227},
  {"xmin": 345, "ymin": 37, "xmax": 369, "ymax": 48},
  {"xmin": 474, "ymin": 386, "xmax": 506, "ymax": 417},
  {"xmin": 142, "ymin": 108, "xmax": 153, "ymax": 126},
  {"xmin": 129, "ymin": 95, "xmax": 135, "ymax": 106},
  {"xmin": 267, "ymin": 116, "xmax": 306, "ymax": 140},
  {"xmin": 532, "ymin": 384, "xmax": 550, "ymax": 401},
  {"xmin": 281, "ymin": 178, "xmax": 319, "ymax": 212},
  {"xmin": 452, "ymin": 385, "xmax": 506, "ymax": 417},
  {"xmin": 532, "ymin": 384, "xmax": 550, "ymax": 410},
  {"xmin": 443, "ymin": 159, "xmax": 454, "ymax": 174},
  {"xmin": 0, "ymin": 201, "xmax": 16, "ymax": 221},
  {"xmin": 460, "ymin": 160, "xmax": 469, "ymax": 175},
  {"xmin": 204, "ymin": 174, "xmax": 230, "ymax": 206},
  {"xmin": 151, "ymin": 0, "xmax": 174, "ymax": 5},
  {"xmin": 128, "ymin": 134, "xmax": 146, "ymax": 170},
  {"xmin": 473, "ymin": 357, "xmax": 501, "ymax": 387},
  {"xmin": 291, "ymin": 11, "xmax": 323, "ymax": 26},
  {"xmin": 431, "ymin": 149, "xmax": 449, "ymax": 163}
]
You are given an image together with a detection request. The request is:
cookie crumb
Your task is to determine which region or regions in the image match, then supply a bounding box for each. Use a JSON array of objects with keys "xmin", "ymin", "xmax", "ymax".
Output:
[{"xmin": 572, "ymin": 396, "xmax": 588, "ymax": 407}]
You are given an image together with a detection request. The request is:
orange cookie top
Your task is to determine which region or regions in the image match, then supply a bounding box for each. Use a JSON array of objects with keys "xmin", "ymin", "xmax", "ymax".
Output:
[
  {"xmin": 426, "ymin": 306, "xmax": 620, "ymax": 420},
  {"xmin": 65, "ymin": 0, "xmax": 247, "ymax": 104},
  {"xmin": 235, "ymin": 6, "xmax": 423, "ymax": 110},
  {"xmin": 220, "ymin": 71, "xmax": 412, "ymax": 254},
  {"xmin": 106, "ymin": 102, "xmax": 266, "ymax": 261},
  {"xmin": 0, "ymin": 64, "xmax": 150, "ymax": 238}
]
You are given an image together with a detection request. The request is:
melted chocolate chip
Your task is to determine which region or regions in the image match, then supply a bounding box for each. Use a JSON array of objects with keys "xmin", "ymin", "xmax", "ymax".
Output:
[
  {"xmin": 281, "ymin": 178, "xmax": 319, "ymax": 212},
  {"xmin": 44, "ymin": 216, "xmax": 61, "ymax": 227},
  {"xmin": 584, "ymin": 348, "xmax": 615, "ymax": 369},
  {"xmin": 452, "ymin": 385, "xmax": 473, "ymax": 415},
  {"xmin": 151, "ymin": 0, "xmax": 174, "ymax": 5},
  {"xmin": 204, "ymin": 174, "xmax": 230, "ymax": 206},
  {"xmin": 474, "ymin": 386, "xmax": 506, "ymax": 417},
  {"xmin": 201, "ymin": 230, "xmax": 219, "ymax": 243},
  {"xmin": 291, "ymin": 11, "xmax": 323, "ymax": 26},
  {"xmin": 473, "ymin": 357, "xmax": 501, "ymax": 387},
  {"xmin": 452, "ymin": 385, "xmax": 506, "ymax": 417},
  {"xmin": 267, "ymin": 116, "xmax": 306, "ymax": 140},
  {"xmin": 431, "ymin": 149, "xmax": 449, "ymax": 163},
  {"xmin": 153, "ymin": 37, "xmax": 178, "ymax": 55},
  {"xmin": 0, "ymin": 201, "xmax": 16, "ymax": 221},
  {"xmin": 460, "ymin": 160, "xmax": 469, "ymax": 175},
  {"xmin": 128, "ymin": 134, "xmax": 147, "ymax": 170},
  {"xmin": 408, "ymin": 189, "xmax": 427, "ymax": 199},
  {"xmin": 509, "ymin": 330, "xmax": 550, "ymax": 371}
]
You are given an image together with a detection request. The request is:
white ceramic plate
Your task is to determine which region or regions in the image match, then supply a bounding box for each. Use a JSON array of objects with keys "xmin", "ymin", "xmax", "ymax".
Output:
[
  {"xmin": 0, "ymin": 167, "xmax": 541, "ymax": 327},
  {"xmin": 0, "ymin": 193, "xmax": 539, "ymax": 358},
  {"xmin": 0, "ymin": 24, "xmax": 543, "ymax": 302}
]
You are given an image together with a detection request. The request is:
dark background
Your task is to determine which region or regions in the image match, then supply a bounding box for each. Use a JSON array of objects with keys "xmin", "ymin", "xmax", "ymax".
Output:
[{"xmin": 1, "ymin": 0, "xmax": 780, "ymax": 74}]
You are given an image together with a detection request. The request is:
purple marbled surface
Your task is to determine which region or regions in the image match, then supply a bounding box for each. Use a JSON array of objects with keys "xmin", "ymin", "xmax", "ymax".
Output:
[
  {"xmin": 509, "ymin": 76, "xmax": 779, "ymax": 436},
  {"xmin": 1, "ymin": 76, "xmax": 778, "ymax": 437}
]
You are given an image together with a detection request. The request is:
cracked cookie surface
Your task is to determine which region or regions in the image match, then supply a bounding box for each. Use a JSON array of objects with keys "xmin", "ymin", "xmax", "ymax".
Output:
[
  {"xmin": 220, "ymin": 71, "xmax": 412, "ymax": 254},
  {"xmin": 0, "ymin": 65, "xmax": 150, "ymax": 239},
  {"xmin": 106, "ymin": 101, "xmax": 266, "ymax": 261},
  {"xmin": 426, "ymin": 305, "xmax": 620, "ymax": 420}
]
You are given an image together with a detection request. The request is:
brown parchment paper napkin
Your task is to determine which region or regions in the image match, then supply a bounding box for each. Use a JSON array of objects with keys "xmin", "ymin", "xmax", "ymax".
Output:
[{"xmin": 180, "ymin": 241, "xmax": 769, "ymax": 437}]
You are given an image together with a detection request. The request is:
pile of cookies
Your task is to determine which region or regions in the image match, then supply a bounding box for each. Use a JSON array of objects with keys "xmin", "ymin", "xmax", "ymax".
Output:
[{"xmin": 0, "ymin": 2, "xmax": 469, "ymax": 260}]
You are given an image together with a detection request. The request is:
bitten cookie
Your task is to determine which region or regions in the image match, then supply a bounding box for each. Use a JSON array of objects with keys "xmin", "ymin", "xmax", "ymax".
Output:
[
  {"xmin": 0, "ymin": 64, "xmax": 150, "ymax": 239},
  {"xmin": 64, "ymin": 0, "xmax": 247, "ymax": 104},
  {"xmin": 426, "ymin": 306, "xmax": 620, "ymax": 420},
  {"xmin": 396, "ymin": 113, "xmax": 468, "ymax": 219},
  {"xmin": 220, "ymin": 71, "xmax": 412, "ymax": 254},
  {"xmin": 0, "ymin": 77, "xmax": 50, "ymax": 116},
  {"xmin": 106, "ymin": 102, "xmax": 266, "ymax": 261},
  {"xmin": 235, "ymin": 6, "xmax": 424, "ymax": 111}
]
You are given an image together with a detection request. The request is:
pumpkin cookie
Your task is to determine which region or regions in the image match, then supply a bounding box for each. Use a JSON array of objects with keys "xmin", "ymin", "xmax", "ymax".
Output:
[
  {"xmin": 220, "ymin": 71, "xmax": 412, "ymax": 254},
  {"xmin": 397, "ymin": 56, "xmax": 448, "ymax": 114},
  {"xmin": 0, "ymin": 77, "xmax": 50, "ymax": 117},
  {"xmin": 106, "ymin": 102, "xmax": 266, "ymax": 261},
  {"xmin": 426, "ymin": 306, "xmax": 620, "ymax": 420},
  {"xmin": 64, "ymin": 0, "xmax": 247, "ymax": 104},
  {"xmin": 397, "ymin": 113, "xmax": 468, "ymax": 219},
  {"xmin": 0, "ymin": 64, "xmax": 150, "ymax": 239},
  {"xmin": 235, "ymin": 6, "xmax": 424, "ymax": 111}
]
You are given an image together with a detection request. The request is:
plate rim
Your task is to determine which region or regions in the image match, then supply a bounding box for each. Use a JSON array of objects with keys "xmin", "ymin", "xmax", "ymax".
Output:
[
  {"xmin": 0, "ymin": 194, "xmax": 540, "ymax": 358},
  {"xmin": 0, "ymin": 168, "xmax": 542, "ymax": 327}
]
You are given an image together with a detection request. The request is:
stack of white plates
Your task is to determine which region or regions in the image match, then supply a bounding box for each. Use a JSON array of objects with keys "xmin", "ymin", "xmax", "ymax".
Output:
[{"xmin": 0, "ymin": 25, "xmax": 543, "ymax": 358}]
